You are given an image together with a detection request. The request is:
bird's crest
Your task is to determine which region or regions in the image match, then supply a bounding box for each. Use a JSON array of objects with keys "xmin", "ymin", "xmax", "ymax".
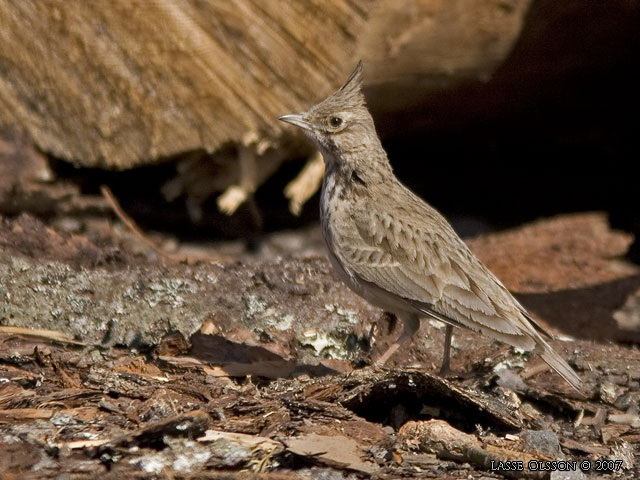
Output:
[{"xmin": 329, "ymin": 61, "xmax": 366, "ymax": 109}]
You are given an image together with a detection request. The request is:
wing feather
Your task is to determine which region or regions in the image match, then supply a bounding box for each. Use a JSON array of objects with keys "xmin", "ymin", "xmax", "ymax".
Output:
[{"xmin": 342, "ymin": 201, "xmax": 531, "ymax": 337}]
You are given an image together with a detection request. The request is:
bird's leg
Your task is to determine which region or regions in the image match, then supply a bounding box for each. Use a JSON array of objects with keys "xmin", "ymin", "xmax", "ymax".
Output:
[
  {"xmin": 375, "ymin": 313, "xmax": 420, "ymax": 366},
  {"xmin": 438, "ymin": 324, "xmax": 454, "ymax": 376}
]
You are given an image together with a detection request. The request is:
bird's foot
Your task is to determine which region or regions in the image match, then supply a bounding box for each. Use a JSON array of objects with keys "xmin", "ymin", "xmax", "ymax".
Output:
[
  {"xmin": 438, "ymin": 364, "xmax": 477, "ymax": 380},
  {"xmin": 438, "ymin": 361, "xmax": 460, "ymax": 378}
]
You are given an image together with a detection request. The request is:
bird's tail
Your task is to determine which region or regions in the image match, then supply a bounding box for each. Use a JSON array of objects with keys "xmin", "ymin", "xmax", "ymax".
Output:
[
  {"xmin": 536, "ymin": 340, "xmax": 584, "ymax": 393},
  {"xmin": 520, "ymin": 310, "xmax": 584, "ymax": 393}
]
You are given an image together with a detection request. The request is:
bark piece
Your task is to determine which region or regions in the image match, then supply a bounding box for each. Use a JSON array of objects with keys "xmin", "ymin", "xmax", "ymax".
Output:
[
  {"xmin": 285, "ymin": 433, "xmax": 378, "ymax": 473},
  {"xmin": 467, "ymin": 212, "xmax": 636, "ymax": 294},
  {"xmin": 336, "ymin": 370, "xmax": 525, "ymax": 431}
]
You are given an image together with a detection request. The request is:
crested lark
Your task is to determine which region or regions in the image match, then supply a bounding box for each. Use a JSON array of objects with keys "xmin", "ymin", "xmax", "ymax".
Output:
[{"xmin": 279, "ymin": 62, "xmax": 583, "ymax": 391}]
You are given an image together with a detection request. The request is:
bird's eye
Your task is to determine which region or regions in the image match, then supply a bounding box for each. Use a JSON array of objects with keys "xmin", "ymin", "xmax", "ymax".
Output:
[{"xmin": 329, "ymin": 116, "xmax": 343, "ymax": 128}]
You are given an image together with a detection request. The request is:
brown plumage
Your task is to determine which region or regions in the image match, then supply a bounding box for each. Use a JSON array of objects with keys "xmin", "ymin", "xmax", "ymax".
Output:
[{"xmin": 279, "ymin": 62, "xmax": 583, "ymax": 392}]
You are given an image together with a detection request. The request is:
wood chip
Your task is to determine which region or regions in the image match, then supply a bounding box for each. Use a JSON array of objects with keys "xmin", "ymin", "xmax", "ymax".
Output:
[
  {"xmin": 560, "ymin": 437, "xmax": 610, "ymax": 456},
  {"xmin": 286, "ymin": 432, "xmax": 378, "ymax": 474},
  {"xmin": 608, "ymin": 413, "xmax": 640, "ymax": 428},
  {"xmin": 199, "ymin": 429, "xmax": 283, "ymax": 454},
  {"xmin": 54, "ymin": 439, "xmax": 110, "ymax": 450},
  {"xmin": 285, "ymin": 151, "xmax": 324, "ymax": 215},
  {"xmin": 0, "ymin": 408, "xmax": 55, "ymax": 420},
  {"xmin": 580, "ymin": 407, "xmax": 607, "ymax": 426},
  {"xmin": 601, "ymin": 424, "xmax": 631, "ymax": 444}
]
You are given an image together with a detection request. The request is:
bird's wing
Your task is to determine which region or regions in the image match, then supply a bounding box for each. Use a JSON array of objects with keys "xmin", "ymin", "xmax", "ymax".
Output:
[{"xmin": 338, "ymin": 198, "xmax": 538, "ymax": 345}]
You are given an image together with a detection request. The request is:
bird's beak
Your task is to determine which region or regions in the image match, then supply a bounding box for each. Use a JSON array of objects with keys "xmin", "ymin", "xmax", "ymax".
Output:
[{"xmin": 278, "ymin": 113, "xmax": 311, "ymax": 131}]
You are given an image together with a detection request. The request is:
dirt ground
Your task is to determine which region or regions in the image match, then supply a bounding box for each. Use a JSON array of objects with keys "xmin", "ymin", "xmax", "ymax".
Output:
[{"xmin": 1, "ymin": 205, "xmax": 639, "ymax": 480}]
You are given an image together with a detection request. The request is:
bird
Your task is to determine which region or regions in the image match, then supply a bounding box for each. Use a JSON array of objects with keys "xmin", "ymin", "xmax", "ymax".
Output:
[{"xmin": 278, "ymin": 61, "xmax": 583, "ymax": 392}]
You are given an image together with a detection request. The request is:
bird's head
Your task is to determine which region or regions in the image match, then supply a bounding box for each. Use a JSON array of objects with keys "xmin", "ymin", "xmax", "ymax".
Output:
[{"xmin": 278, "ymin": 61, "xmax": 381, "ymax": 163}]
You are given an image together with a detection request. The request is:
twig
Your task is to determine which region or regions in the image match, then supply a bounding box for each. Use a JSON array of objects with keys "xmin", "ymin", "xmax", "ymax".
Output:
[
  {"xmin": 0, "ymin": 325, "xmax": 85, "ymax": 345},
  {"xmin": 520, "ymin": 361, "xmax": 550, "ymax": 379},
  {"xmin": 101, "ymin": 184, "xmax": 233, "ymax": 264},
  {"xmin": 100, "ymin": 184, "xmax": 173, "ymax": 261}
]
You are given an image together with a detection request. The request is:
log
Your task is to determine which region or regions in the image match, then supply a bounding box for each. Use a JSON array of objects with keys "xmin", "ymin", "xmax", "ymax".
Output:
[
  {"xmin": 0, "ymin": 0, "xmax": 375, "ymax": 169},
  {"xmin": 0, "ymin": 0, "xmax": 542, "ymax": 170}
]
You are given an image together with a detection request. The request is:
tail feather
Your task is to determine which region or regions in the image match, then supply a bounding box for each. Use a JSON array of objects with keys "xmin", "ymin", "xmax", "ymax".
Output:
[
  {"xmin": 538, "ymin": 342, "xmax": 584, "ymax": 393},
  {"xmin": 519, "ymin": 310, "xmax": 584, "ymax": 393}
]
